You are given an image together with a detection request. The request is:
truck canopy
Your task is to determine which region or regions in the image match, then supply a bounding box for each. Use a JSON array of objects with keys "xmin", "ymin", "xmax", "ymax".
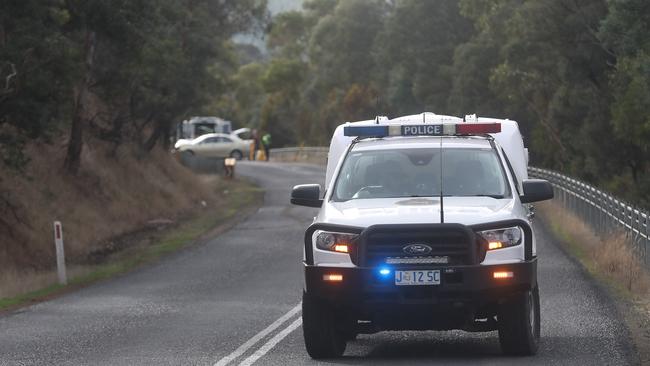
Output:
[
  {"xmin": 176, "ymin": 116, "xmax": 232, "ymax": 140},
  {"xmin": 325, "ymin": 112, "xmax": 529, "ymax": 192}
]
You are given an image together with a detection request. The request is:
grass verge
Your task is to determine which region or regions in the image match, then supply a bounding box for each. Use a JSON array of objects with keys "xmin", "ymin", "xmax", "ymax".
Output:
[
  {"xmin": 537, "ymin": 201, "xmax": 650, "ymax": 365},
  {"xmin": 0, "ymin": 178, "xmax": 263, "ymax": 312}
]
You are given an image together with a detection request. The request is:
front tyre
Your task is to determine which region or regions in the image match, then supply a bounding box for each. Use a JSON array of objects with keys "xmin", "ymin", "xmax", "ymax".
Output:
[
  {"xmin": 498, "ymin": 286, "xmax": 540, "ymax": 356},
  {"xmin": 302, "ymin": 291, "xmax": 346, "ymax": 359}
]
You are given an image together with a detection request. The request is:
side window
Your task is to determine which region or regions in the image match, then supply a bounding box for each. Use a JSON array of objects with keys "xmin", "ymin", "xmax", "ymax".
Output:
[
  {"xmin": 501, "ymin": 148, "xmax": 520, "ymax": 194},
  {"xmin": 200, "ymin": 138, "xmax": 217, "ymax": 144},
  {"xmin": 221, "ymin": 137, "xmax": 233, "ymax": 143}
]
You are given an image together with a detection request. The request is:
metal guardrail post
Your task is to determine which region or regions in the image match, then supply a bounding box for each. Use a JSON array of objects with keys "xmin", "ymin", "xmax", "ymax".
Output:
[
  {"xmin": 643, "ymin": 214, "xmax": 650, "ymax": 266},
  {"xmin": 268, "ymin": 147, "xmax": 329, "ymax": 164},
  {"xmin": 635, "ymin": 210, "xmax": 642, "ymax": 254}
]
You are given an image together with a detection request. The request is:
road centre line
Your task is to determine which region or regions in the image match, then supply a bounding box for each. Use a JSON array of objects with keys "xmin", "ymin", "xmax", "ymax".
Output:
[
  {"xmin": 213, "ymin": 302, "xmax": 301, "ymax": 366},
  {"xmin": 239, "ymin": 317, "xmax": 303, "ymax": 366}
]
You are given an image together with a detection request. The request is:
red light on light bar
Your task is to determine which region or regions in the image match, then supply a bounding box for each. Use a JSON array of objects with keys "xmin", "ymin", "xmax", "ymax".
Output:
[{"xmin": 456, "ymin": 123, "xmax": 501, "ymax": 135}]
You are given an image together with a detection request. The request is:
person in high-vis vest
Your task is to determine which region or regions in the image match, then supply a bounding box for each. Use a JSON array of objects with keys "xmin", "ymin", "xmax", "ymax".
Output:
[{"xmin": 261, "ymin": 133, "xmax": 272, "ymax": 161}]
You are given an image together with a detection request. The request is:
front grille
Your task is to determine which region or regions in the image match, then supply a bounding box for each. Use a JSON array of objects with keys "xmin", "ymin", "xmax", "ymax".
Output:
[{"xmin": 360, "ymin": 224, "xmax": 475, "ymax": 267}]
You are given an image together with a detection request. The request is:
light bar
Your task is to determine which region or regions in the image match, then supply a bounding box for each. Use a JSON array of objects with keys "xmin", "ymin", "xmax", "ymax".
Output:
[
  {"xmin": 343, "ymin": 125, "xmax": 388, "ymax": 137},
  {"xmin": 343, "ymin": 123, "xmax": 501, "ymax": 137},
  {"xmin": 456, "ymin": 123, "xmax": 501, "ymax": 134}
]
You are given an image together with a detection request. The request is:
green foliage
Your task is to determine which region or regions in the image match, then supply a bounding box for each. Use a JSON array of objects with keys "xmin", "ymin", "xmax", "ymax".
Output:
[
  {"xmin": 3, "ymin": 0, "xmax": 649, "ymax": 204},
  {"xmin": 309, "ymin": 0, "xmax": 386, "ymax": 89},
  {"xmin": 600, "ymin": 0, "xmax": 650, "ymax": 205},
  {"xmin": 0, "ymin": 1, "xmax": 76, "ymax": 137},
  {"xmin": 0, "ymin": 0, "xmax": 268, "ymax": 169},
  {"xmin": 267, "ymin": 11, "xmax": 312, "ymax": 58},
  {"xmin": 218, "ymin": 0, "xmax": 650, "ymax": 205},
  {"xmin": 0, "ymin": 132, "xmax": 29, "ymax": 171},
  {"xmin": 377, "ymin": 0, "xmax": 472, "ymax": 114},
  {"xmin": 262, "ymin": 59, "xmax": 306, "ymax": 95}
]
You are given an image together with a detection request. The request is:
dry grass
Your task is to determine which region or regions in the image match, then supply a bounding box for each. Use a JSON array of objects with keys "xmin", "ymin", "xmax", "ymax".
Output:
[
  {"xmin": 593, "ymin": 234, "xmax": 650, "ymax": 295},
  {"xmin": 0, "ymin": 138, "xmax": 225, "ymax": 297},
  {"xmin": 538, "ymin": 201, "xmax": 650, "ymax": 296},
  {"xmin": 0, "ymin": 269, "xmax": 58, "ymax": 299},
  {"xmin": 0, "ymin": 265, "xmax": 102, "ymax": 299},
  {"xmin": 270, "ymin": 151, "xmax": 328, "ymax": 165}
]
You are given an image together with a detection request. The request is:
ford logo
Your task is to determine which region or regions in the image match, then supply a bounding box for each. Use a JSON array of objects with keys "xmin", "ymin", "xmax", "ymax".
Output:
[{"xmin": 403, "ymin": 243, "xmax": 432, "ymax": 255}]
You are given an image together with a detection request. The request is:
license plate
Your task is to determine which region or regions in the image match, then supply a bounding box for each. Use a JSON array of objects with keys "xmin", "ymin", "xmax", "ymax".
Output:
[{"xmin": 395, "ymin": 270, "xmax": 440, "ymax": 286}]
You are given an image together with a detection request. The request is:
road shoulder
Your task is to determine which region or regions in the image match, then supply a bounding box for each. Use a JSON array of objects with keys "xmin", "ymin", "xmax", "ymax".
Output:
[{"xmin": 537, "ymin": 202, "xmax": 650, "ymax": 365}]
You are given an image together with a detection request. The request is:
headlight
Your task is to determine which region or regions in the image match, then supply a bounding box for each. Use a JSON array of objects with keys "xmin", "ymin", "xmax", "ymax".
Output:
[
  {"xmin": 314, "ymin": 230, "xmax": 358, "ymax": 253},
  {"xmin": 477, "ymin": 226, "xmax": 522, "ymax": 250}
]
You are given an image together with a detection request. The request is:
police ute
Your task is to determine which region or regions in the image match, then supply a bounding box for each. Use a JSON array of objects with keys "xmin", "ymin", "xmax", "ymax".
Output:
[{"xmin": 290, "ymin": 112, "xmax": 554, "ymax": 358}]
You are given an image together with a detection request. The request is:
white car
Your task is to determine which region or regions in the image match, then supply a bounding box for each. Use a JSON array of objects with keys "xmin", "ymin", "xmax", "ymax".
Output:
[
  {"xmin": 291, "ymin": 113, "xmax": 554, "ymax": 358},
  {"xmin": 174, "ymin": 133, "xmax": 250, "ymax": 159}
]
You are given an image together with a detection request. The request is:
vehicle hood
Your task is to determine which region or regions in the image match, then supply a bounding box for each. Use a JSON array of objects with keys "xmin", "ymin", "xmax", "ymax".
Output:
[
  {"xmin": 174, "ymin": 139, "xmax": 192, "ymax": 149},
  {"xmin": 232, "ymin": 128, "xmax": 250, "ymax": 135},
  {"xmin": 320, "ymin": 197, "xmax": 517, "ymax": 227}
]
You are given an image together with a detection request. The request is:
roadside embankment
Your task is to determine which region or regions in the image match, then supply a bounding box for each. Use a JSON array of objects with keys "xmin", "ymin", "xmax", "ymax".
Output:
[
  {"xmin": 0, "ymin": 140, "xmax": 262, "ymax": 307},
  {"xmin": 537, "ymin": 201, "xmax": 650, "ymax": 364}
]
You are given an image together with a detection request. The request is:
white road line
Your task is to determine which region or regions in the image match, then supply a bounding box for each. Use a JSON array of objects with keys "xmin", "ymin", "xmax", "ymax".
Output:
[
  {"xmin": 238, "ymin": 317, "xmax": 303, "ymax": 366},
  {"xmin": 213, "ymin": 303, "xmax": 301, "ymax": 366}
]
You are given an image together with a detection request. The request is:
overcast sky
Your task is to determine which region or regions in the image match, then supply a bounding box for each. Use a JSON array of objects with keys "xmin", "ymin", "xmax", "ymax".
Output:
[
  {"xmin": 233, "ymin": 0, "xmax": 304, "ymax": 52},
  {"xmin": 268, "ymin": 0, "xmax": 304, "ymax": 15}
]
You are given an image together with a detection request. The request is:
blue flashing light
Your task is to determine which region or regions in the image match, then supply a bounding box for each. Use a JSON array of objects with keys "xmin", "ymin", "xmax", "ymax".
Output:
[
  {"xmin": 378, "ymin": 267, "xmax": 391, "ymax": 277},
  {"xmin": 343, "ymin": 125, "xmax": 389, "ymax": 137}
]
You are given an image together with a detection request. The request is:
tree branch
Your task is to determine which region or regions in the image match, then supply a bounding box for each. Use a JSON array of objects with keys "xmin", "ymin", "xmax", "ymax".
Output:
[{"xmin": 2, "ymin": 62, "xmax": 16, "ymax": 94}]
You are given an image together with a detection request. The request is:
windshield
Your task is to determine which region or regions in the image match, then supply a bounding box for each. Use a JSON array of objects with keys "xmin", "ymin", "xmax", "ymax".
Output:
[{"xmin": 332, "ymin": 147, "xmax": 510, "ymax": 201}]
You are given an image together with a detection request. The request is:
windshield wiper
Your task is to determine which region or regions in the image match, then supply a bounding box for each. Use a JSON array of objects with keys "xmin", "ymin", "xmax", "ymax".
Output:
[{"xmin": 468, "ymin": 194, "xmax": 505, "ymax": 199}]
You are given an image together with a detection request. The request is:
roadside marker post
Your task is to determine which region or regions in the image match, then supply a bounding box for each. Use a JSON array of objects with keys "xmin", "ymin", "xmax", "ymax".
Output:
[
  {"xmin": 53, "ymin": 221, "xmax": 67, "ymax": 285},
  {"xmin": 224, "ymin": 158, "xmax": 236, "ymax": 179}
]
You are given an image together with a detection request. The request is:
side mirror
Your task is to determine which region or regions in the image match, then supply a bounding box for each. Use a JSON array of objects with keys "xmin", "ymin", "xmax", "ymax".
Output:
[
  {"xmin": 291, "ymin": 184, "xmax": 323, "ymax": 207},
  {"xmin": 520, "ymin": 179, "xmax": 554, "ymax": 203}
]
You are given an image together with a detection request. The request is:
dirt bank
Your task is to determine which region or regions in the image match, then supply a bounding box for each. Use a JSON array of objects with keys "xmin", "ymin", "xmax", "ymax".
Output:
[{"xmin": 0, "ymin": 139, "xmax": 229, "ymax": 298}]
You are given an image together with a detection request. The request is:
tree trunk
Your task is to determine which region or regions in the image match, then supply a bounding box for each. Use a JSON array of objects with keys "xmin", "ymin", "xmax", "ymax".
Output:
[
  {"xmin": 161, "ymin": 120, "xmax": 171, "ymax": 150},
  {"xmin": 64, "ymin": 30, "xmax": 96, "ymax": 175},
  {"xmin": 63, "ymin": 86, "xmax": 84, "ymax": 174},
  {"xmin": 143, "ymin": 119, "xmax": 169, "ymax": 152}
]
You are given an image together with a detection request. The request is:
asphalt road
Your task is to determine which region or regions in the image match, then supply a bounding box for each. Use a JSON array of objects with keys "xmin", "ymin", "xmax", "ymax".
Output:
[{"xmin": 0, "ymin": 161, "xmax": 638, "ymax": 365}]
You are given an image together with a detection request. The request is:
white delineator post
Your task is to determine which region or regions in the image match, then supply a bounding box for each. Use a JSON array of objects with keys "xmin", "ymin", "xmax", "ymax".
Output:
[{"xmin": 53, "ymin": 221, "xmax": 67, "ymax": 285}]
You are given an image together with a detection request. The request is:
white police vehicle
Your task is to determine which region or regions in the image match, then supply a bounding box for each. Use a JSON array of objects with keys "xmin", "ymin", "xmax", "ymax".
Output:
[{"xmin": 290, "ymin": 112, "xmax": 554, "ymax": 358}]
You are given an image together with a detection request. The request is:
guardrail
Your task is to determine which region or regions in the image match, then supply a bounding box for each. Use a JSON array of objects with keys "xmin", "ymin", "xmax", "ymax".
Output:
[
  {"xmin": 269, "ymin": 147, "xmax": 328, "ymax": 164},
  {"xmin": 529, "ymin": 167, "xmax": 649, "ymax": 268}
]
